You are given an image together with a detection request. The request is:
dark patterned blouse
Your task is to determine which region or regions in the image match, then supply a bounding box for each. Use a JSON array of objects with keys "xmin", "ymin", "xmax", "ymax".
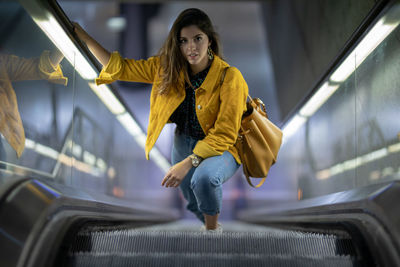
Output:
[{"xmin": 170, "ymin": 65, "xmax": 211, "ymax": 140}]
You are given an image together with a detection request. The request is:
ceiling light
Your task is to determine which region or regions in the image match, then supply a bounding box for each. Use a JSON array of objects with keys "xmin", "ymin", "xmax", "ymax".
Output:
[
  {"xmin": 31, "ymin": 13, "xmax": 97, "ymax": 80},
  {"xmin": 88, "ymin": 83, "xmax": 126, "ymax": 114},
  {"xmin": 107, "ymin": 17, "xmax": 127, "ymax": 32},
  {"xmin": 299, "ymin": 82, "xmax": 339, "ymax": 117},
  {"xmin": 330, "ymin": 17, "xmax": 399, "ymax": 83},
  {"xmin": 282, "ymin": 114, "xmax": 307, "ymax": 141},
  {"xmin": 117, "ymin": 113, "xmax": 143, "ymax": 136}
]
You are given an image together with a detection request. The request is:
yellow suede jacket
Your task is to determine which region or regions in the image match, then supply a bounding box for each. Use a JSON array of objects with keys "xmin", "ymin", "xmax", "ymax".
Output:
[{"xmin": 96, "ymin": 52, "xmax": 248, "ymax": 164}]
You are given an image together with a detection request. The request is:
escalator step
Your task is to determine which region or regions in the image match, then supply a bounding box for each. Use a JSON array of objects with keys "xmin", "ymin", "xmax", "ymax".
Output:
[
  {"xmin": 66, "ymin": 252, "xmax": 357, "ymax": 267},
  {"xmin": 60, "ymin": 223, "xmax": 362, "ymax": 267},
  {"xmin": 68, "ymin": 230, "xmax": 356, "ymax": 257}
]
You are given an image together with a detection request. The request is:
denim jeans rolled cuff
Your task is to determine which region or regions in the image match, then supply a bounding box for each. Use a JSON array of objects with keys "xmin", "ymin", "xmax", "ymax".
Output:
[
  {"xmin": 186, "ymin": 204, "xmax": 205, "ymax": 223},
  {"xmin": 198, "ymin": 208, "xmax": 220, "ymax": 216},
  {"xmin": 190, "ymin": 168, "xmax": 223, "ymax": 216},
  {"xmin": 172, "ymin": 131, "xmax": 239, "ymax": 222}
]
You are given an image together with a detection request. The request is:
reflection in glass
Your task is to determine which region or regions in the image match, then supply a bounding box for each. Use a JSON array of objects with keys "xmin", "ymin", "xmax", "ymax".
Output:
[
  {"xmin": 0, "ymin": 1, "xmax": 73, "ymax": 183},
  {"xmin": 0, "ymin": 0, "xmax": 176, "ymax": 211},
  {"xmin": 275, "ymin": 3, "xmax": 400, "ymax": 201},
  {"xmin": 0, "ymin": 50, "xmax": 67, "ymax": 157}
]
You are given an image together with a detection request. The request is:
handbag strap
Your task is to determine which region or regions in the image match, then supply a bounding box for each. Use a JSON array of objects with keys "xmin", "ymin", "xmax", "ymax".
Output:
[
  {"xmin": 220, "ymin": 67, "xmax": 254, "ymax": 102},
  {"xmin": 219, "ymin": 66, "xmax": 229, "ymax": 86},
  {"xmin": 245, "ymin": 175, "xmax": 267, "ymax": 188},
  {"xmin": 245, "ymin": 171, "xmax": 267, "ymax": 188},
  {"xmin": 239, "ymin": 135, "xmax": 267, "ymax": 188}
]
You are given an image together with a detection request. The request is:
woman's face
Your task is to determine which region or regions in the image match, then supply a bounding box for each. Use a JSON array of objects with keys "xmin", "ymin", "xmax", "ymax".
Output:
[{"xmin": 179, "ymin": 25, "xmax": 211, "ymax": 73}]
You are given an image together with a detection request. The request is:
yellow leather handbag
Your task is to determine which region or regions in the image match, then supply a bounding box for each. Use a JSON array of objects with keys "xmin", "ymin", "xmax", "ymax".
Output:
[{"xmin": 235, "ymin": 96, "xmax": 283, "ymax": 187}]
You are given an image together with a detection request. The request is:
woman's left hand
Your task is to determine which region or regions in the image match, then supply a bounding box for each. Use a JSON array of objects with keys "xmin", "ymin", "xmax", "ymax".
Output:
[{"xmin": 161, "ymin": 157, "xmax": 192, "ymax": 188}]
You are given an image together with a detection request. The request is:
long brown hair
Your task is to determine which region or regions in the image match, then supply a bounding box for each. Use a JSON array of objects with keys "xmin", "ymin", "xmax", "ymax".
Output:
[{"xmin": 157, "ymin": 8, "xmax": 222, "ymax": 95}]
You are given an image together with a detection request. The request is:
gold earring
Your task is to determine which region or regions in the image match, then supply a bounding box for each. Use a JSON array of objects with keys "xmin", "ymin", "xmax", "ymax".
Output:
[{"xmin": 207, "ymin": 47, "xmax": 214, "ymax": 60}]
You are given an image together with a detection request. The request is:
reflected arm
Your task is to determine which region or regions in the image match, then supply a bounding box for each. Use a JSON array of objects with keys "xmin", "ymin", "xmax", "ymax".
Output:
[
  {"xmin": 73, "ymin": 22, "xmax": 111, "ymax": 66},
  {"xmin": 1, "ymin": 51, "xmax": 67, "ymax": 85},
  {"xmin": 49, "ymin": 49, "xmax": 64, "ymax": 67}
]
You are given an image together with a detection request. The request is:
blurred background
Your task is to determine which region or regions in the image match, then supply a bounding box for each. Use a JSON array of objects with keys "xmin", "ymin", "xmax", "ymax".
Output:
[{"xmin": 0, "ymin": 0, "xmax": 399, "ymax": 222}]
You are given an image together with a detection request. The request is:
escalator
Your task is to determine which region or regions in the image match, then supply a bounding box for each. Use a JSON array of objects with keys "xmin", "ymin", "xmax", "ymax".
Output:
[
  {"xmin": 1, "ymin": 0, "xmax": 399, "ymax": 266},
  {"xmin": 1, "ymin": 179, "xmax": 400, "ymax": 267},
  {"xmin": 57, "ymin": 221, "xmax": 364, "ymax": 267}
]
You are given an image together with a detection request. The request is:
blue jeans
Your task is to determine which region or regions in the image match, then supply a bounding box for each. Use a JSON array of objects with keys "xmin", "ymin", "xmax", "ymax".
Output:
[{"xmin": 172, "ymin": 131, "xmax": 239, "ymax": 223}]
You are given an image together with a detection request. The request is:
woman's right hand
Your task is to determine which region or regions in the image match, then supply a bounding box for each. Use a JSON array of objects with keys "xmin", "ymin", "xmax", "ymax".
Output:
[
  {"xmin": 71, "ymin": 22, "xmax": 111, "ymax": 66},
  {"xmin": 72, "ymin": 22, "xmax": 89, "ymax": 43}
]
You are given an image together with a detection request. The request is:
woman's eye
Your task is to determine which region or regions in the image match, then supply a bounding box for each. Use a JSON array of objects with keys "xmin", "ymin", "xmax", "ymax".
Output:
[
  {"xmin": 196, "ymin": 36, "xmax": 202, "ymax": 41},
  {"xmin": 179, "ymin": 39, "xmax": 187, "ymax": 44}
]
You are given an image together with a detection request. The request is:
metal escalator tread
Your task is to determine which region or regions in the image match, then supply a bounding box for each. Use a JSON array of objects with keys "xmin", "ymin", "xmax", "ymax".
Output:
[{"xmin": 62, "ymin": 222, "xmax": 362, "ymax": 267}]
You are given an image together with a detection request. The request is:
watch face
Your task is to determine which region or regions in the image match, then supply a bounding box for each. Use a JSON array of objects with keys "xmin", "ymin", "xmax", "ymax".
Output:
[
  {"xmin": 191, "ymin": 155, "xmax": 200, "ymax": 167},
  {"xmin": 192, "ymin": 157, "xmax": 199, "ymax": 167}
]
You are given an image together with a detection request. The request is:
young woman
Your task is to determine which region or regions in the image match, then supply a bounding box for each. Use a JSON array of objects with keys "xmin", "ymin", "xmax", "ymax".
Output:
[{"xmin": 74, "ymin": 8, "xmax": 248, "ymax": 232}]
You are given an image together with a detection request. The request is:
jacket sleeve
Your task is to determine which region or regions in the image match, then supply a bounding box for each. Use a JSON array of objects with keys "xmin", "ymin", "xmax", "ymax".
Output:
[
  {"xmin": 96, "ymin": 51, "xmax": 159, "ymax": 85},
  {"xmin": 5, "ymin": 51, "xmax": 67, "ymax": 85},
  {"xmin": 193, "ymin": 67, "xmax": 248, "ymax": 159}
]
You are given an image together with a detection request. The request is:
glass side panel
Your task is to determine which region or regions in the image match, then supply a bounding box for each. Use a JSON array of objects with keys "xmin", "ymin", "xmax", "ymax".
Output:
[
  {"xmin": 0, "ymin": 1, "xmax": 73, "ymax": 183},
  {"xmin": 354, "ymin": 16, "xmax": 400, "ymax": 186},
  {"xmin": 246, "ymin": 3, "xmax": 400, "ymax": 206},
  {"xmin": 0, "ymin": 0, "xmax": 176, "ymax": 210}
]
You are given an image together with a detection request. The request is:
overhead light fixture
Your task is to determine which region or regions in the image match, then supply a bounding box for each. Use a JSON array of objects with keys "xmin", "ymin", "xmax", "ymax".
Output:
[
  {"xmin": 35, "ymin": 143, "xmax": 59, "ymax": 160},
  {"xmin": 282, "ymin": 114, "xmax": 307, "ymax": 142},
  {"xmin": 83, "ymin": 151, "xmax": 96, "ymax": 165},
  {"xmin": 316, "ymin": 143, "xmax": 398, "ymax": 180},
  {"xmin": 330, "ymin": 16, "xmax": 400, "ymax": 83},
  {"xmin": 58, "ymin": 153, "xmax": 73, "ymax": 167},
  {"xmin": 388, "ymin": 143, "xmax": 400, "ymax": 153},
  {"xmin": 96, "ymin": 158, "xmax": 107, "ymax": 172},
  {"xmin": 149, "ymin": 149, "xmax": 171, "ymax": 173},
  {"xmin": 134, "ymin": 134, "xmax": 147, "ymax": 150},
  {"xmin": 285, "ymin": 7, "xmax": 400, "ymax": 141},
  {"xmin": 25, "ymin": 138, "xmax": 36, "ymax": 149},
  {"xmin": 71, "ymin": 143, "xmax": 82, "ymax": 158},
  {"xmin": 116, "ymin": 113, "xmax": 147, "ymax": 150},
  {"xmin": 22, "ymin": 3, "xmax": 172, "ymax": 174},
  {"xmin": 88, "ymin": 83, "xmax": 126, "ymax": 115},
  {"xmin": 31, "ymin": 14, "xmax": 97, "ymax": 80},
  {"xmin": 73, "ymin": 158, "xmax": 94, "ymax": 174},
  {"xmin": 329, "ymin": 50, "xmax": 356, "ymax": 83},
  {"xmin": 107, "ymin": 17, "xmax": 127, "ymax": 32},
  {"xmin": 299, "ymin": 82, "xmax": 340, "ymax": 117},
  {"xmin": 360, "ymin": 147, "xmax": 388, "ymax": 164},
  {"xmin": 116, "ymin": 113, "xmax": 171, "ymax": 171},
  {"xmin": 117, "ymin": 113, "xmax": 143, "ymax": 136},
  {"xmin": 24, "ymin": 138, "xmax": 105, "ymax": 177}
]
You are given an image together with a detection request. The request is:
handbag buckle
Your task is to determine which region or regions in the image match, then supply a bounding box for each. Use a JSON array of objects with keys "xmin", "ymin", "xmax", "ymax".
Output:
[{"xmin": 253, "ymin": 98, "xmax": 267, "ymax": 116}]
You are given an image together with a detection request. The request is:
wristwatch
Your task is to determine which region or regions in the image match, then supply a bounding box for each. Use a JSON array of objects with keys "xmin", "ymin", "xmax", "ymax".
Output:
[{"xmin": 189, "ymin": 154, "xmax": 203, "ymax": 167}]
